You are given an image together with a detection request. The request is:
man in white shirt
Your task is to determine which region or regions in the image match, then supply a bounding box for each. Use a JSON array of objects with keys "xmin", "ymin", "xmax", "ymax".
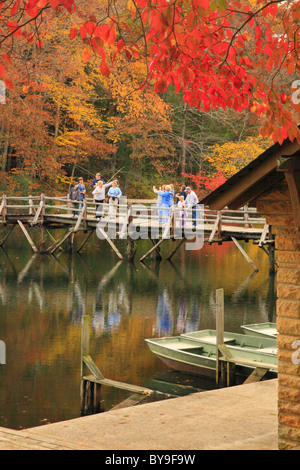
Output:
[{"xmin": 185, "ymin": 187, "xmax": 199, "ymax": 226}]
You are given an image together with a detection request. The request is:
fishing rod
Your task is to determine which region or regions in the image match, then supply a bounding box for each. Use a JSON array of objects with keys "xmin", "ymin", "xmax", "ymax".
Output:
[{"xmin": 106, "ymin": 167, "xmax": 126, "ymax": 184}]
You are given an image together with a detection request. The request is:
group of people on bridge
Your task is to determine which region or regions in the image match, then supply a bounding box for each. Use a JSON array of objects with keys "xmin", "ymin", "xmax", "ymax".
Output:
[
  {"xmin": 68, "ymin": 172, "xmax": 199, "ymax": 225},
  {"xmin": 153, "ymin": 184, "xmax": 199, "ymax": 226},
  {"xmin": 68, "ymin": 173, "xmax": 122, "ymax": 218}
]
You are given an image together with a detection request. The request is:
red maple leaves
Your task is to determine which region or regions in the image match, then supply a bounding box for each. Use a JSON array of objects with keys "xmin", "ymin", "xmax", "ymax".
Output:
[{"xmin": 1, "ymin": 0, "xmax": 300, "ymax": 145}]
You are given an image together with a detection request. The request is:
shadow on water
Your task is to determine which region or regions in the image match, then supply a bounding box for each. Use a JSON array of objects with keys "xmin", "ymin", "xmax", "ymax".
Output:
[{"xmin": 0, "ymin": 231, "xmax": 277, "ymax": 429}]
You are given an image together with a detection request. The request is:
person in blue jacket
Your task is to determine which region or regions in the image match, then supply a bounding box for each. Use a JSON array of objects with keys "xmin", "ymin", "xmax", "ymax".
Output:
[
  {"xmin": 107, "ymin": 181, "xmax": 122, "ymax": 218},
  {"xmin": 77, "ymin": 177, "xmax": 86, "ymax": 215},
  {"xmin": 157, "ymin": 185, "xmax": 173, "ymax": 224}
]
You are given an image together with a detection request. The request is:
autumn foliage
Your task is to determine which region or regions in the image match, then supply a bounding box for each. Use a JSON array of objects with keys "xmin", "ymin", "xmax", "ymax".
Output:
[
  {"xmin": 1, "ymin": 1, "xmax": 300, "ymax": 142},
  {"xmin": 0, "ymin": 0, "xmax": 300, "ymax": 196}
]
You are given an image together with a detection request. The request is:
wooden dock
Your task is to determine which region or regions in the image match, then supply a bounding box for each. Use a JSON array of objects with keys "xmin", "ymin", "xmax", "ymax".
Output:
[
  {"xmin": 0, "ymin": 194, "xmax": 275, "ymax": 270},
  {"xmin": 0, "ymin": 379, "xmax": 278, "ymax": 450}
]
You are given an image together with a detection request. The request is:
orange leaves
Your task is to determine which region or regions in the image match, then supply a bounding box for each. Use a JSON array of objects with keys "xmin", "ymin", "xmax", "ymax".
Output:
[{"xmin": 82, "ymin": 46, "xmax": 92, "ymax": 64}]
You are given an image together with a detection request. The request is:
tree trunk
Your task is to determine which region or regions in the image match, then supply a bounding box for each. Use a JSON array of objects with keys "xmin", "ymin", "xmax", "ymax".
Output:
[
  {"xmin": 1, "ymin": 134, "xmax": 9, "ymax": 172},
  {"xmin": 181, "ymin": 102, "xmax": 188, "ymax": 174},
  {"xmin": 54, "ymin": 97, "xmax": 61, "ymax": 139}
]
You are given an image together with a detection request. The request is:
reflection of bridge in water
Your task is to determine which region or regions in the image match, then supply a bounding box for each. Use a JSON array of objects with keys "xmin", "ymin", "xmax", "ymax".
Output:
[
  {"xmin": 0, "ymin": 251, "xmax": 275, "ymax": 337},
  {"xmin": 0, "ymin": 195, "xmax": 276, "ymax": 271}
]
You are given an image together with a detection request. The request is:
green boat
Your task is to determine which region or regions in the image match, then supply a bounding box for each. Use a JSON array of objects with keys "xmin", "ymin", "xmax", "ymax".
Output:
[
  {"xmin": 181, "ymin": 329, "xmax": 277, "ymax": 355},
  {"xmin": 145, "ymin": 336, "xmax": 277, "ymax": 380},
  {"xmin": 241, "ymin": 322, "xmax": 277, "ymax": 339}
]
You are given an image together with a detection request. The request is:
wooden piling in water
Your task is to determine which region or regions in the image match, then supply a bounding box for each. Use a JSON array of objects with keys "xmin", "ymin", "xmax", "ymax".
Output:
[
  {"xmin": 80, "ymin": 314, "xmax": 173, "ymax": 414},
  {"xmin": 216, "ymin": 288, "xmax": 226, "ymax": 388},
  {"xmin": 17, "ymin": 220, "xmax": 38, "ymax": 253},
  {"xmin": 81, "ymin": 315, "xmax": 104, "ymax": 416},
  {"xmin": 215, "ymin": 288, "xmax": 276, "ymax": 388},
  {"xmin": 231, "ymin": 237, "xmax": 258, "ymax": 272},
  {"xmin": 0, "ymin": 225, "xmax": 15, "ymax": 248},
  {"xmin": 127, "ymin": 238, "xmax": 136, "ymax": 262}
]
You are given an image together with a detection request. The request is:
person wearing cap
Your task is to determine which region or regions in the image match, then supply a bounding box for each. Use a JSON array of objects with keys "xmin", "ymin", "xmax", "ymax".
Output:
[
  {"xmin": 185, "ymin": 186, "xmax": 199, "ymax": 226},
  {"xmin": 91, "ymin": 173, "xmax": 105, "ymax": 189}
]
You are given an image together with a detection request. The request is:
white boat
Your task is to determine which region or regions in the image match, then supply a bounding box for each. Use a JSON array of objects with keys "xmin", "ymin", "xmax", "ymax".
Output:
[
  {"xmin": 145, "ymin": 334, "xmax": 277, "ymax": 380},
  {"xmin": 181, "ymin": 329, "xmax": 277, "ymax": 355},
  {"xmin": 241, "ymin": 322, "xmax": 277, "ymax": 339}
]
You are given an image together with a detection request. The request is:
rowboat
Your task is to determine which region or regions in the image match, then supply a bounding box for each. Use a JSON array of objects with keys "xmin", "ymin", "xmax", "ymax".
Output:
[
  {"xmin": 181, "ymin": 329, "xmax": 277, "ymax": 355},
  {"xmin": 145, "ymin": 335, "xmax": 277, "ymax": 380},
  {"xmin": 240, "ymin": 322, "xmax": 277, "ymax": 339}
]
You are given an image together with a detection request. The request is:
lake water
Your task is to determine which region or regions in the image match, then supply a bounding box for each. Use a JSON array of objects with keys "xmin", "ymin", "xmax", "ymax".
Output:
[{"xmin": 0, "ymin": 228, "xmax": 276, "ymax": 429}]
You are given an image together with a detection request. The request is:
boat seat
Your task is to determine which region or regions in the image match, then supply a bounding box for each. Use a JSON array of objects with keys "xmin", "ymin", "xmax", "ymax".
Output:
[
  {"xmin": 259, "ymin": 347, "xmax": 277, "ymax": 354},
  {"xmin": 194, "ymin": 335, "xmax": 235, "ymax": 345},
  {"xmin": 224, "ymin": 339, "xmax": 237, "ymax": 345}
]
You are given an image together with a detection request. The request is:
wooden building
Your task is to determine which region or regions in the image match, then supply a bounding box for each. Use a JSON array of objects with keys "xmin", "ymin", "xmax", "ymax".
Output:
[{"xmin": 201, "ymin": 137, "xmax": 300, "ymax": 450}]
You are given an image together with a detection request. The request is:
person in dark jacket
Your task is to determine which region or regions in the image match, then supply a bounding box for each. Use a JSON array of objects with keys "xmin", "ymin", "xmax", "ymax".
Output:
[
  {"xmin": 176, "ymin": 185, "xmax": 187, "ymax": 202},
  {"xmin": 91, "ymin": 173, "xmax": 105, "ymax": 189},
  {"xmin": 68, "ymin": 183, "xmax": 80, "ymax": 217}
]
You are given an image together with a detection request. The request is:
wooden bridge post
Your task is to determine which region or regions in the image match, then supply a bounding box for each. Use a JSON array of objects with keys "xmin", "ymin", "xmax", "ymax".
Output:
[
  {"xmin": 231, "ymin": 237, "xmax": 259, "ymax": 273},
  {"xmin": 216, "ymin": 288, "xmax": 226, "ymax": 388},
  {"xmin": 29, "ymin": 196, "xmax": 34, "ymax": 216},
  {"xmin": 268, "ymin": 227, "xmax": 276, "ymax": 275},
  {"xmin": 0, "ymin": 225, "xmax": 15, "ymax": 248},
  {"xmin": 216, "ymin": 288, "xmax": 236, "ymax": 387},
  {"xmin": 126, "ymin": 205, "xmax": 136, "ymax": 262},
  {"xmin": 83, "ymin": 200, "xmax": 87, "ymax": 230},
  {"xmin": 17, "ymin": 220, "xmax": 38, "ymax": 253},
  {"xmin": 2, "ymin": 195, "xmax": 6, "ymax": 224},
  {"xmin": 81, "ymin": 315, "xmax": 104, "ymax": 416},
  {"xmin": 243, "ymin": 205, "xmax": 250, "ymax": 228},
  {"xmin": 40, "ymin": 194, "xmax": 45, "ymax": 224},
  {"xmin": 217, "ymin": 210, "xmax": 222, "ymax": 240},
  {"xmin": 127, "ymin": 238, "xmax": 136, "ymax": 262}
]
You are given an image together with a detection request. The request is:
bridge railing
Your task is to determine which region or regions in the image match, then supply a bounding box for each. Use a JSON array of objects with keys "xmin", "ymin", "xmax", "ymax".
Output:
[{"xmin": 0, "ymin": 194, "xmax": 266, "ymax": 238}]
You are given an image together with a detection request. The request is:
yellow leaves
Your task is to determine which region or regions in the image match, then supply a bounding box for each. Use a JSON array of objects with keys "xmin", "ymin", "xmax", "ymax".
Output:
[
  {"xmin": 88, "ymin": 53, "xmax": 171, "ymax": 144},
  {"xmin": 127, "ymin": 0, "xmax": 136, "ymax": 18},
  {"xmin": 207, "ymin": 136, "xmax": 272, "ymax": 178}
]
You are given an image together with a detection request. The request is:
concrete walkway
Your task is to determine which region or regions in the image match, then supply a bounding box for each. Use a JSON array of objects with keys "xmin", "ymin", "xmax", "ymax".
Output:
[{"xmin": 0, "ymin": 379, "xmax": 278, "ymax": 450}]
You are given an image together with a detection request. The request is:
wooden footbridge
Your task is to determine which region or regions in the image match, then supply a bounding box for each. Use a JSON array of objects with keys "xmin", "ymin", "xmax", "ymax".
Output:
[{"xmin": 0, "ymin": 194, "xmax": 275, "ymax": 270}]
